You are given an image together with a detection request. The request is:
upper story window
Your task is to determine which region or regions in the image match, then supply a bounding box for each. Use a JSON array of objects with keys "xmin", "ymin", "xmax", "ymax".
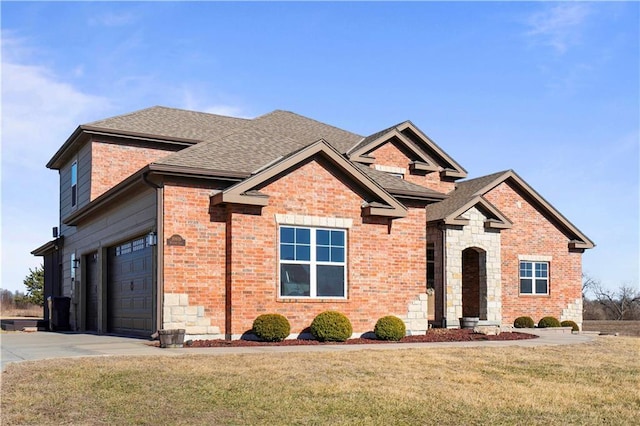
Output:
[
  {"xmin": 279, "ymin": 226, "xmax": 347, "ymax": 298},
  {"xmin": 519, "ymin": 261, "xmax": 549, "ymax": 295},
  {"xmin": 71, "ymin": 161, "xmax": 78, "ymax": 207}
]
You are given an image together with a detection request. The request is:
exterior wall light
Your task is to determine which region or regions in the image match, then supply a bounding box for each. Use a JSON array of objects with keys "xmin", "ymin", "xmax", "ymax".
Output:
[{"xmin": 146, "ymin": 231, "xmax": 158, "ymax": 247}]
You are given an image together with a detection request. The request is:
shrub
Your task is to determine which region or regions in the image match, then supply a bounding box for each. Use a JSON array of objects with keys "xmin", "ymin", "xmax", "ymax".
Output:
[
  {"xmin": 538, "ymin": 316, "xmax": 561, "ymax": 328},
  {"xmin": 513, "ymin": 316, "xmax": 535, "ymax": 328},
  {"xmin": 561, "ymin": 320, "xmax": 579, "ymax": 331},
  {"xmin": 310, "ymin": 311, "xmax": 353, "ymax": 342},
  {"xmin": 374, "ymin": 316, "xmax": 406, "ymax": 341},
  {"xmin": 252, "ymin": 313, "xmax": 291, "ymax": 342}
]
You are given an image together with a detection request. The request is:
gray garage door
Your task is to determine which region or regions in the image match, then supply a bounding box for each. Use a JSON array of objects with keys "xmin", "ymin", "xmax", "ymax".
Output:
[
  {"xmin": 85, "ymin": 252, "xmax": 99, "ymax": 332},
  {"xmin": 108, "ymin": 236, "xmax": 153, "ymax": 337}
]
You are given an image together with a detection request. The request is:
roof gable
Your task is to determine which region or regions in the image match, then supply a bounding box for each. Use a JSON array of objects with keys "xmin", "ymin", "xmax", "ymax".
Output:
[
  {"xmin": 473, "ymin": 170, "xmax": 594, "ymax": 249},
  {"xmin": 347, "ymin": 121, "xmax": 467, "ymax": 179},
  {"xmin": 211, "ymin": 139, "xmax": 408, "ymax": 218},
  {"xmin": 433, "ymin": 170, "xmax": 595, "ymax": 249}
]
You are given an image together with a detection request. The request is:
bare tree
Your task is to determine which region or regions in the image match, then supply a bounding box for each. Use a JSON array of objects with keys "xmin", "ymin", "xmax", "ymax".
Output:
[{"xmin": 590, "ymin": 281, "xmax": 640, "ymax": 320}]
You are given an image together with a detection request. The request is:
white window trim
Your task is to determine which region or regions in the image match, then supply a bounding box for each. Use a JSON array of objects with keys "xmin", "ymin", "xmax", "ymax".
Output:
[
  {"xmin": 279, "ymin": 225, "xmax": 347, "ymax": 299},
  {"xmin": 519, "ymin": 260, "xmax": 549, "ymax": 295}
]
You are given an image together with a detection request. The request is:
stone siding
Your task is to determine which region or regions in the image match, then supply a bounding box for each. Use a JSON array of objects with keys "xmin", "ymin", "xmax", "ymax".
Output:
[{"xmin": 444, "ymin": 207, "xmax": 502, "ymax": 327}]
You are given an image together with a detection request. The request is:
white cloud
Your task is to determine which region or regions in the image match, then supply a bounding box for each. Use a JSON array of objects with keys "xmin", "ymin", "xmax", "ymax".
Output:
[
  {"xmin": 179, "ymin": 88, "xmax": 250, "ymax": 118},
  {"xmin": 525, "ymin": 3, "xmax": 591, "ymax": 54},
  {"xmin": 1, "ymin": 36, "xmax": 111, "ymax": 292}
]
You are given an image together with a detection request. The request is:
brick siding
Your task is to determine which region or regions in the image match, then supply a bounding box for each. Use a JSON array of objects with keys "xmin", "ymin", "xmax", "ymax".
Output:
[
  {"xmin": 484, "ymin": 182, "xmax": 583, "ymax": 325},
  {"xmin": 91, "ymin": 140, "xmax": 174, "ymax": 200},
  {"xmin": 368, "ymin": 141, "xmax": 456, "ymax": 194}
]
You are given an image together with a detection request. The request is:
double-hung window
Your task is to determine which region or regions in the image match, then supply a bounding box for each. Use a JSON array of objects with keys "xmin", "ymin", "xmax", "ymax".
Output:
[
  {"xmin": 519, "ymin": 261, "xmax": 549, "ymax": 295},
  {"xmin": 279, "ymin": 226, "xmax": 346, "ymax": 298},
  {"xmin": 71, "ymin": 161, "xmax": 78, "ymax": 207}
]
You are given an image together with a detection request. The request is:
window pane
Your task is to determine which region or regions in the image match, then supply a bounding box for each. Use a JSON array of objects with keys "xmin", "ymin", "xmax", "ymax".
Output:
[
  {"xmin": 280, "ymin": 227, "xmax": 294, "ymax": 244},
  {"xmin": 331, "ymin": 247, "xmax": 344, "ymax": 262},
  {"xmin": 281, "ymin": 264, "xmax": 310, "ymax": 297},
  {"xmin": 520, "ymin": 262, "xmax": 532, "ymax": 278},
  {"xmin": 331, "ymin": 230, "xmax": 344, "ymax": 246},
  {"xmin": 535, "ymin": 279, "xmax": 548, "ymax": 294},
  {"xmin": 281, "ymin": 244, "xmax": 294, "ymax": 260},
  {"xmin": 296, "ymin": 228, "xmax": 310, "ymax": 244},
  {"xmin": 296, "ymin": 244, "xmax": 310, "ymax": 261},
  {"xmin": 535, "ymin": 263, "xmax": 548, "ymax": 278},
  {"xmin": 520, "ymin": 278, "xmax": 532, "ymax": 294},
  {"xmin": 317, "ymin": 246, "xmax": 330, "ymax": 262},
  {"xmin": 71, "ymin": 163, "xmax": 77, "ymax": 184},
  {"xmin": 317, "ymin": 265, "xmax": 345, "ymax": 297},
  {"xmin": 317, "ymin": 230, "xmax": 330, "ymax": 245}
]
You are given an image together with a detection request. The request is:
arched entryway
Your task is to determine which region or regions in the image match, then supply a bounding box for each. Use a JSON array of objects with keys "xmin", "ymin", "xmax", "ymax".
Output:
[{"xmin": 462, "ymin": 247, "xmax": 487, "ymax": 320}]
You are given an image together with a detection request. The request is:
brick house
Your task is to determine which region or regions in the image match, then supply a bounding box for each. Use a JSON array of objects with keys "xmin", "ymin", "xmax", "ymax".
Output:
[{"xmin": 32, "ymin": 106, "xmax": 594, "ymax": 339}]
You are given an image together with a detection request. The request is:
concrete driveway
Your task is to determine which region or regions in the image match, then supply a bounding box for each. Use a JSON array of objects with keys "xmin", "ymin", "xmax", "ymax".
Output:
[{"xmin": 1, "ymin": 329, "xmax": 595, "ymax": 371}]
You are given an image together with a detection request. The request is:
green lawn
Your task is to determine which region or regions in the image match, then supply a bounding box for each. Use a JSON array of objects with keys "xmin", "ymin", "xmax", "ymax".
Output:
[{"xmin": 2, "ymin": 336, "xmax": 639, "ymax": 425}]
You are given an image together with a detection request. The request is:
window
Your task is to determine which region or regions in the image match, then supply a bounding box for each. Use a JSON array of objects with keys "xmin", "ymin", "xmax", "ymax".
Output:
[
  {"xmin": 279, "ymin": 226, "xmax": 346, "ymax": 298},
  {"xmin": 115, "ymin": 237, "xmax": 148, "ymax": 256},
  {"xmin": 519, "ymin": 261, "xmax": 549, "ymax": 295},
  {"xmin": 427, "ymin": 243, "xmax": 435, "ymax": 289},
  {"xmin": 71, "ymin": 161, "xmax": 78, "ymax": 207}
]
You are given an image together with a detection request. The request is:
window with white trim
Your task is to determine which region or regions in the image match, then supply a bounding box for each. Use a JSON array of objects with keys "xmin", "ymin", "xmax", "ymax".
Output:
[
  {"xmin": 279, "ymin": 226, "xmax": 346, "ymax": 298},
  {"xmin": 519, "ymin": 261, "xmax": 549, "ymax": 295},
  {"xmin": 71, "ymin": 161, "xmax": 78, "ymax": 207}
]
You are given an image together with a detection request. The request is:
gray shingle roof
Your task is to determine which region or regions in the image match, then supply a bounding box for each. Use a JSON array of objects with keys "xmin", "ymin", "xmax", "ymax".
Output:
[
  {"xmin": 83, "ymin": 105, "xmax": 451, "ymax": 202},
  {"xmin": 85, "ymin": 106, "xmax": 250, "ymax": 142},
  {"xmin": 355, "ymin": 164, "xmax": 446, "ymax": 199},
  {"xmin": 425, "ymin": 170, "xmax": 509, "ymax": 221}
]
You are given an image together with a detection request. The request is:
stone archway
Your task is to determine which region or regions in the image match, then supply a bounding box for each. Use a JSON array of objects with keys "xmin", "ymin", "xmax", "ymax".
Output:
[{"xmin": 462, "ymin": 247, "xmax": 487, "ymax": 320}]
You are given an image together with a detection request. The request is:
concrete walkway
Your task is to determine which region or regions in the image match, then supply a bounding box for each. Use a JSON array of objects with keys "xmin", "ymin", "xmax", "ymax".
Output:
[{"xmin": 1, "ymin": 330, "xmax": 595, "ymax": 371}]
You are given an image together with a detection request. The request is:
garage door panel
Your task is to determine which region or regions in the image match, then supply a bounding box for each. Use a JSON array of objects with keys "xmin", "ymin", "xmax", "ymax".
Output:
[{"xmin": 108, "ymin": 237, "xmax": 153, "ymax": 337}]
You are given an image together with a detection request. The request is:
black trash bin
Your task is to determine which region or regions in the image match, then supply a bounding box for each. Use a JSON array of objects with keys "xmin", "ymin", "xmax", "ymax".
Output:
[{"xmin": 51, "ymin": 296, "xmax": 71, "ymax": 331}]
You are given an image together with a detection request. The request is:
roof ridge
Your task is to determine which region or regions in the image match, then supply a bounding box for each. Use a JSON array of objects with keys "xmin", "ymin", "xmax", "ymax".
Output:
[
  {"xmin": 84, "ymin": 105, "xmax": 163, "ymax": 126},
  {"xmin": 86, "ymin": 105, "xmax": 253, "ymax": 127},
  {"xmin": 256, "ymin": 110, "xmax": 363, "ymax": 138}
]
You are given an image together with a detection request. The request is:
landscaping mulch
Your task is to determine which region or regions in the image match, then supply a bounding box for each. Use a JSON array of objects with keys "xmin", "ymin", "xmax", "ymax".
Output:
[{"xmin": 186, "ymin": 328, "xmax": 537, "ymax": 347}]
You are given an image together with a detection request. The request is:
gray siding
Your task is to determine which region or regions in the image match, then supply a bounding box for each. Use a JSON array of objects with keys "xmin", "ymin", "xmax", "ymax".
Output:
[
  {"xmin": 60, "ymin": 187, "xmax": 157, "ymax": 330},
  {"xmin": 59, "ymin": 141, "xmax": 92, "ymax": 238}
]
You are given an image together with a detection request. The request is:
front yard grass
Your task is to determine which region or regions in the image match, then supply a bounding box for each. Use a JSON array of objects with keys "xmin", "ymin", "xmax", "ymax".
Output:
[{"xmin": 2, "ymin": 336, "xmax": 639, "ymax": 425}]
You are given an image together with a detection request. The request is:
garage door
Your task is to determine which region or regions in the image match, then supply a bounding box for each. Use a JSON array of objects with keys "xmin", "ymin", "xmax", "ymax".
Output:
[
  {"xmin": 108, "ymin": 236, "xmax": 154, "ymax": 337},
  {"xmin": 85, "ymin": 252, "xmax": 98, "ymax": 332}
]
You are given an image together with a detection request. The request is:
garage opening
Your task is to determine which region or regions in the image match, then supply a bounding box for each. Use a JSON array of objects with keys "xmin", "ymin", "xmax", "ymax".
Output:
[{"xmin": 108, "ymin": 236, "xmax": 154, "ymax": 337}]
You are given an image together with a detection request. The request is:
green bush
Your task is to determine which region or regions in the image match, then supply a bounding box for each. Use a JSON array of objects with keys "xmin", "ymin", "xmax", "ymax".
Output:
[
  {"xmin": 374, "ymin": 316, "xmax": 406, "ymax": 341},
  {"xmin": 310, "ymin": 311, "xmax": 353, "ymax": 342},
  {"xmin": 538, "ymin": 316, "xmax": 561, "ymax": 328},
  {"xmin": 252, "ymin": 313, "xmax": 291, "ymax": 342},
  {"xmin": 513, "ymin": 316, "xmax": 535, "ymax": 328},
  {"xmin": 561, "ymin": 320, "xmax": 579, "ymax": 331}
]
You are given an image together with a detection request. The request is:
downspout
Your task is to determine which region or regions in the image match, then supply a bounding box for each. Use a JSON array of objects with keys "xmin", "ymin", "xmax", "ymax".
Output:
[
  {"xmin": 142, "ymin": 171, "xmax": 164, "ymax": 334},
  {"xmin": 441, "ymin": 223, "xmax": 447, "ymax": 328}
]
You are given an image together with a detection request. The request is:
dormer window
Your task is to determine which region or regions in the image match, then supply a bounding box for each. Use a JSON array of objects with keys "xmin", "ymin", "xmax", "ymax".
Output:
[
  {"xmin": 373, "ymin": 164, "xmax": 405, "ymax": 180},
  {"xmin": 71, "ymin": 161, "xmax": 78, "ymax": 207}
]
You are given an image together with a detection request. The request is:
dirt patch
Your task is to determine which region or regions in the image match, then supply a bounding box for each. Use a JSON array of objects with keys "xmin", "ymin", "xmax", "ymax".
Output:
[{"xmin": 187, "ymin": 328, "xmax": 537, "ymax": 347}]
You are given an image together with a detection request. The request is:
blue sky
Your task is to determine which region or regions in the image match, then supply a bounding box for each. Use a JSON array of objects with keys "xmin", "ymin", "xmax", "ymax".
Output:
[{"xmin": 1, "ymin": 2, "xmax": 638, "ymax": 294}]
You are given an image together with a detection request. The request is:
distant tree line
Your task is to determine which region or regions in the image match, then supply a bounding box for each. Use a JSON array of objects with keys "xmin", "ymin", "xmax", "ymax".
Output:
[
  {"xmin": 583, "ymin": 274, "xmax": 640, "ymax": 320},
  {"xmin": 1, "ymin": 265, "xmax": 44, "ymax": 310}
]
